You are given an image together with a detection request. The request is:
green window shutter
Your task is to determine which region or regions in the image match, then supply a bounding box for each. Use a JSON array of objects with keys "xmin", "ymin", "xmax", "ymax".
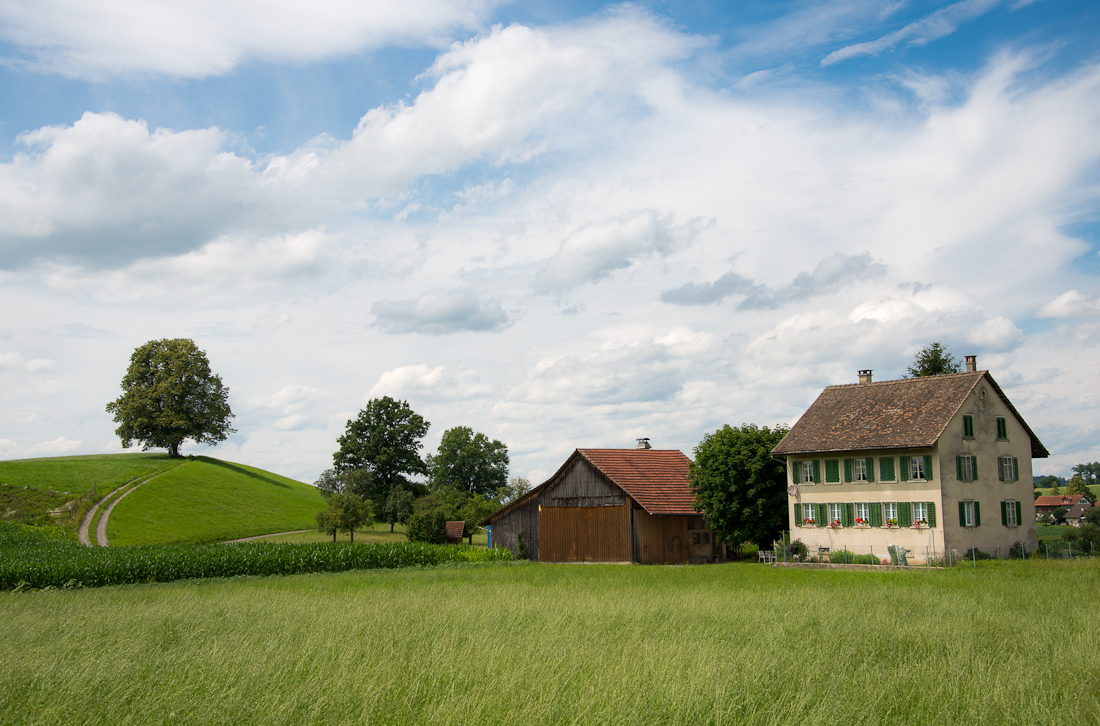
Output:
[
  {"xmin": 843, "ymin": 503, "xmax": 854, "ymax": 527},
  {"xmin": 926, "ymin": 502, "xmax": 936, "ymax": 527},
  {"xmin": 817, "ymin": 503, "xmax": 828, "ymax": 527},
  {"xmin": 898, "ymin": 502, "xmax": 912, "ymax": 527},
  {"xmin": 844, "ymin": 459, "xmax": 852, "ymax": 482},
  {"xmin": 900, "ymin": 456, "xmax": 910, "ymax": 482},
  {"xmin": 974, "ymin": 501, "xmax": 981, "ymax": 527},
  {"xmin": 923, "ymin": 455, "xmax": 933, "ymax": 481},
  {"xmin": 972, "ymin": 457, "xmax": 978, "ymax": 480},
  {"xmin": 879, "ymin": 457, "xmax": 894, "ymax": 481},
  {"xmin": 1001, "ymin": 501, "xmax": 1008, "ymax": 526},
  {"xmin": 866, "ymin": 458, "xmax": 875, "ymax": 482},
  {"xmin": 959, "ymin": 501, "xmax": 966, "ymax": 527},
  {"xmin": 1015, "ymin": 501, "xmax": 1022, "ymax": 524},
  {"xmin": 870, "ymin": 502, "xmax": 883, "ymax": 527},
  {"xmin": 812, "ymin": 460, "xmax": 821, "ymax": 484},
  {"xmin": 1012, "ymin": 457, "xmax": 1018, "ymax": 482},
  {"xmin": 792, "ymin": 461, "xmax": 801, "ymax": 484},
  {"xmin": 794, "ymin": 504, "xmax": 801, "ymax": 526},
  {"xmin": 997, "ymin": 457, "xmax": 1004, "ymax": 481},
  {"xmin": 963, "ymin": 415, "xmax": 973, "ymax": 437},
  {"xmin": 956, "ymin": 455, "xmax": 963, "ymax": 480}
]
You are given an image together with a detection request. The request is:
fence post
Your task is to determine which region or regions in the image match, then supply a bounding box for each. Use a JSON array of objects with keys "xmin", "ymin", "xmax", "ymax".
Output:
[{"xmin": 973, "ymin": 548, "xmax": 977, "ymax": 568}]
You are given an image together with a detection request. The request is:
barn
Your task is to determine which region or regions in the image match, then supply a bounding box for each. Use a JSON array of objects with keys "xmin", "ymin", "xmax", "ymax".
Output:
[{"xmin": 480, "ymin": 445, "xmax": 724, "ymax": 564}]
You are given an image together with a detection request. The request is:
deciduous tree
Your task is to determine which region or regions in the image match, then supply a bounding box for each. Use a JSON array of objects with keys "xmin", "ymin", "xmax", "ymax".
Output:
[
  {"xmin": 333, "ymin": 397, "xmax": 429, "ymax": 503},
  {"xmin": 383, "ymin": 487, "xmax": 414, "ymax": 533},
  {"xmin": 1072, "ymin": 462, "xmax": 1100, "ymax": 487},
  {"xmin": 905, "ymin": 341, "xmax": 962, "ymax": 377},
  {"xmin": 690, "ymin": 423, "xmax": 789, "ymax": 546},
  {"xmin": 105, "ymin": 338, "xmax": 235, "ymax": 458},
  {"xmin": 315, "ymin": 493, "xmax": 373, "ymax": 543},
  {"xmin": 427, "ymin": 426, "xmax": 509, "ymax": 496},
  {"xmin": 1066, "ymin": 475, "xmax": 1092, "ymax": 500}
]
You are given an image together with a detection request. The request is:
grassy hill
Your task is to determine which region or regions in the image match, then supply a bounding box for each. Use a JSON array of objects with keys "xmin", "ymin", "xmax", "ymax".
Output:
[{"xmin": 0, "ymin": 453, "xmax": 327, "ymax": 545}]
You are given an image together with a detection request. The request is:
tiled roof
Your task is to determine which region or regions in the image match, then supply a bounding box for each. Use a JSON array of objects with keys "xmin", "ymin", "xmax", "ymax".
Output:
[
  {"xmin": 1035, "ymin": 495, "xmax": 1089, "ymax": 508},
  {"xmin": 771, "ymin": 371, "xmax": 1048, "ymax": 458},
  {"xmin": 445, "ymin": 521, "xmax": 469, "ymax": 540},
  {"xmin": 1064, "ymin": 501, "xmax": 1092, "ymax": 519},
  {"xmin": 578, "ymin": 449, "xmax": 698, "ymax": 515}
]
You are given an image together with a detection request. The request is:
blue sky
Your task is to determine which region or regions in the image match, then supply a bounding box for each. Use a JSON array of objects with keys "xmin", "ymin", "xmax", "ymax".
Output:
[{"xmin": 1, "ymin": 1, "xmax": 1099, "ymax": 482}]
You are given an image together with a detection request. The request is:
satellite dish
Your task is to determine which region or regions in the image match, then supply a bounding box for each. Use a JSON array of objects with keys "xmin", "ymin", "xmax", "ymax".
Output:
[{"xmin": 787, "ymin": 485, "xmax": 798, "ymax": 496}]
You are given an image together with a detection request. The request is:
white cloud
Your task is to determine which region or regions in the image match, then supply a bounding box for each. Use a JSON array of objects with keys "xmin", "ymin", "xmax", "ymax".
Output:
[
  {"xmin": 247, "ymin": 385, "xmax": 329, "ymax": 431},
  {"xmin": 24, "ymin": 358, "xmax": 55, "ymax": 373},
  {"xmin": 372, "ymin": 288, "xmax": 511, "ymax": 335},
  {"xmin": 29, "ymin": 436, "xmax": 82, "ymax": 456},
  {"xmin": 0, "ymin": 352, "xmax": 23, "ymax": 370},
  {"xmin": 1037, "ymin": 290, "xmax": 1100, "ymax": 319},
  {"xmin": 369, "ymin": 364, "xmax": 491, "ymax": 401},
  {"xmin": 0, "ymin": 0, "xmax": 504, "ymax": 79}
]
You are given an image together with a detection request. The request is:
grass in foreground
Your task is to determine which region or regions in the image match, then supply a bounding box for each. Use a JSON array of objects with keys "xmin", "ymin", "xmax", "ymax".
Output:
[
  {"xmin": 2, "ymin": 560, "xmax": 1098, "ymax": 725},
  {"xmin": 106, "ymin": 456, "xmax": 326, "ymax": 545}
]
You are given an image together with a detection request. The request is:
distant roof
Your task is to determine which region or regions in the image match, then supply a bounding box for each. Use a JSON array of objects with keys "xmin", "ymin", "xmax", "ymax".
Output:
[
  {"xmin": 445, "ymin": 521, "xmax": 470, "ymax": 540},
  {"xmin": 1035, "ymin": 495, "xmax": 1089, "ymax": 508},
  {"xmin": 772, "ymin": 371, "xmax": 1048, "ymax": 459},
  {"xmin": 480, "ymin": 448, "xmax": 698, "ymax": 525},
  {"xmin": 1064, "ymin": 501, "xmax": 1092, "ymax": 519}
]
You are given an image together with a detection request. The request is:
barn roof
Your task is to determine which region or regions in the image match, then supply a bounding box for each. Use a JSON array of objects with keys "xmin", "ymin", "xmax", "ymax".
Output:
[
  {"xmin": 771, "ymin": 371, "xmax": 1048, "ymax": 459},
  {"xmin": 445, "ymin": 521, "xmax": 470, "ymax": 540},
  {"xmin": 479, "ymin": 447, "xmax": 699, "ymax": 525}
]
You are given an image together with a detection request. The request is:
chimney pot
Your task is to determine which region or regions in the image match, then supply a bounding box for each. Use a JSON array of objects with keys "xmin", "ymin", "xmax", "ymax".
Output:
[
  {"xmin": 858, "ymin": 369, "xmax": 873, "ymax": 384},
  {"xmin": 636, "ymin": 438, "xmax": 651, "ymax": 450},
  {"xmin": 965, "ymin": 355, "xmax": 977, "ymax": 373}
]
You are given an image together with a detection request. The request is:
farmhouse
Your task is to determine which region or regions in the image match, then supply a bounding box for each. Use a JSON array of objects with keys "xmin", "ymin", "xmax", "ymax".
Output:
[
  {"xmin": 480, "ymin": 442, "xmax": 724, "ymax": 564},
  {"xmin": 772, "ymin": 356, "xmax": 1047, "ymax": 563},
  {"xmin": 1034, "ymin": 494, "xmax": 1091, "ymax": 516}
]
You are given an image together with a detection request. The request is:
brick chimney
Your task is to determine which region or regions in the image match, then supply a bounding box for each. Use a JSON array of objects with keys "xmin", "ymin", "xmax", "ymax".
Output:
[
  {"xmin": 965, "ymin": 355, "xmax": 977, "ymax": 373},
  {"xmin": 858, "ymin": 369, "xmax": 873, "ymax": 384}
]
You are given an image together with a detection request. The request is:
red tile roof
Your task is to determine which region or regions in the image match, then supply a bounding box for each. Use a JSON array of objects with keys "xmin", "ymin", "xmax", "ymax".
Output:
[
  {"xmin": 577, "ymin": 449, "xmax": 698, "ymax": 515},
  {"xmin": 772, "ymin": 371, "xmax": 1048, "ymax": 458},
  {"xmin": 445, "ymin": 521, "xmax": 469, "ymax": 540},
  {"xmin": 1035, "ymin": 495, "xmax": 1089, "ymax": 508}
]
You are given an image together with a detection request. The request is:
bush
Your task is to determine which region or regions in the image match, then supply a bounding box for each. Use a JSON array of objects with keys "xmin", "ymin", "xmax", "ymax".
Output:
[
  {"xmin": 405, "ymin": 511, "xmax": 447, "ymax": 544},
  {"xmin": 827, "ymin": 549, "xmax": 877, "ymax": 565},
  {"xmin": 0, "ymin": 521, "xmax": 510, "ymax": 590}
]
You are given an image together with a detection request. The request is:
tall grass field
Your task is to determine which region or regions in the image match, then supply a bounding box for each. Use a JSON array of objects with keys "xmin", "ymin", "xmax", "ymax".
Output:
[{"xmin": 2, "ymin": 561, "xmax": 1098, "ymax": 725}]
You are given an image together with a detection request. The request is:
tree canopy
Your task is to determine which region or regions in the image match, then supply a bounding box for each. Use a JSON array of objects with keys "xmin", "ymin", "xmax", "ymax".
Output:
[
  {"xmin": 1066, "ymin": 475, "xmax": 1092, "ymax": 499},
  {"xmin": 105, "ymin": 338, "xmax": 235, "ymax": 458},
  {"xmin": 905, "ymin": 341, "xmax": 962, "ymax": 377},
  {"xmin": 427, "ymin": 426, "xmax": 509, "ymax": 496},
  {"xmin": 382, "ymin": 487, "xmax": 415, "ymax": 533},
  {"xmin": 315, "ymin": 493, "xmax": 372, "ymax": 543},
  {"xmin": 690, "ymin": 423, "xmax": 790, "ymax": 546},
  {"xmin": 1072, "ymin": 462, "xmax": 1100, "ymax": 488},
  {"xmin": 333, "ymin": 397, "xmax": 429, "ymax": 503}
]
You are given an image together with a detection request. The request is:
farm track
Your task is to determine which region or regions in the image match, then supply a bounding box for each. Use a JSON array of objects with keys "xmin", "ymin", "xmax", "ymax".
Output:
[
  {"xmin": 77, "ymin": 463, "xmax": 187, "ymax": 547},
  {"xmin": 221, "ymin": 530, "xmax": 313, "ymax": 543}
]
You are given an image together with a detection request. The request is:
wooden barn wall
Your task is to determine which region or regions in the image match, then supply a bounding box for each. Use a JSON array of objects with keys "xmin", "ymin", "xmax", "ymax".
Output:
[
  {"xmin": 539, "ymin": 458, "xmax": 624, "ymax": 508},
  {"xmin": 489, "ymin": 498, "xmax": 540, "ymax": 560},
  {"xmin": 539, "ymin": 504, "xmax": 631, "ymax": 562},
  {"xmin": 632, "ymin": 509, "xmax": 692, "ymax": 564}
]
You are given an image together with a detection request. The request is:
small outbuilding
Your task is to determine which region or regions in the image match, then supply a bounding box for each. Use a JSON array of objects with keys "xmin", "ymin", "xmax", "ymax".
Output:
[
  {"xmin": 446, "ymin": 520, "xmax": 472, "ymax": 545},
  {"xmin": 479, "ymin": 445, "xmax": 724, "ymax": 564}
]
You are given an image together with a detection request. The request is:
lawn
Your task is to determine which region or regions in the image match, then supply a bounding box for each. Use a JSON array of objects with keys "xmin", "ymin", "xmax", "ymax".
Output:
[
  {"xmin": 0, "ymin": 453, "xmax": 180, "ymax": 495},
  {"xmin": 106, "ymin": 456, "xmax": 327, "ymax": 545},
  {"xmin": 264, "ymin": 521, "xmax": 489, "ymax": 546},
  {"xmin": 2, "ymin": 560, "xmax": 1098, "ymax": 725}
]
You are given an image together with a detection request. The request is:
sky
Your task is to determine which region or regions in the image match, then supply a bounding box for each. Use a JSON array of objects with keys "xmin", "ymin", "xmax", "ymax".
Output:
[{"xmin": 1, "ymin": 0, "xmax": 1099, "ymax": 486}]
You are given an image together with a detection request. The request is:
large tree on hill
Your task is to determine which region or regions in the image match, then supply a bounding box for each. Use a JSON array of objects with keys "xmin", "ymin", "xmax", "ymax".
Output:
[
  {"xmin": 427, "ymin": 426, "xmax": 509, "ymax": 496},
  {"xmin": 333, "ymin": 397, "xmax": 429, "ymax": 504},
  {"xmin": 105, "ymin": 339, "xmax": 235, "ymax": 458},
  {"xmin": 906, "ymin": 342, "xmax": 962, "ymax": 377},
  {"xmin": 690, "ymin": 423, "xmax": 790, "ymax": 546}
]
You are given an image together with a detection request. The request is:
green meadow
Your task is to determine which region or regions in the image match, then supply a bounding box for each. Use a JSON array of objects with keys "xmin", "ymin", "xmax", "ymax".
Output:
[
  {"xmin": 105, "ymin": 456, "xmax": 327, "ymax": 545},
  {"xmin": 0, "ymin": 453, "xmax": 180, "ymax": 495},
  {"xmin": 2, "ymin": 560, "xmax": 1098, "ymax": 726}
]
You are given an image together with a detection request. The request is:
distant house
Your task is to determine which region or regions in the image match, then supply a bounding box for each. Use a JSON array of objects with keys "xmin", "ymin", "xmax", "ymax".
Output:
[
  {"xmin": 479, "ymin": 444, "xmax": 724, "ymax": 564},
  {"xmin": 1059, "ymin": 500, "xmax": 1092, "ymax": 527},
  {"xmin": 1034, "ymin": 495, "xmax": 1091, "ymax": 516},
  {"xmin": 772, "ymin": 357, "xmax": 1047, "ymax": 563},
  {"xmin": 445, "ymin": 521, "xmax": 472, "ymax": 545}
]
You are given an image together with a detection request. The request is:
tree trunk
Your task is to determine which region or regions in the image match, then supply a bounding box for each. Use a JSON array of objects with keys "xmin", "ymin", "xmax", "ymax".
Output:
[
  {"xmin": 332, "ymin": 530, "xmax": 336, "ymax": 543},
  {"xmin": 169, "ymin": 442, "xmax": 180, "ymax": 458},
  {"xmin": 350, "ymin": 528, "xmax": 354, "ymax": 544},
  {"xmin": 390, "ymin": 522, "xmax": 395, "ymax": 533}
]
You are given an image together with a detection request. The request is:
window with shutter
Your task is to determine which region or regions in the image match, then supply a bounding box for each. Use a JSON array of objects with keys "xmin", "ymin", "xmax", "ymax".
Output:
[
  {"xmin": 996, "ymin": 417, "xmax": 1008, "ymax": 440},
  {"xmin": 825, "ymin": 459, "xmax": 840, "ymax": 483},
  {"xmin": 958, "ymin": 454, "xmax": 976, "ymax": 481},
  {"xmin": 844, "ymin": 459, "xmax": 852, "ymax": 482},
  {"xmin": 912, "ymin": 502, "xmax": 928, "ymax": 526},
  {"xmin": 898, "ymin": 502, "xmax": 912, "ymax": 527},
  {"xmin": 816, "ymin": 503, "xmax": 828, "ymax": 527},
  {"xmin": 879, "ymin": 457, "xmax": 895, "ymax": 482},
  {"xmin": 1014, "ymin": 501, "xmax": 1022, "ymax": 525},
  {"xmin": 974, "ymin": 501, "xmax": 981, "ymax": 526},
  {"xmin": 812, "ymin": 460, "xmax": 821, "ymax": 484},
  {"xmin": 1002, "ymin": 500, "xmax": 1018, "ymax": 527},
  {"xmin": 869, "ymin": 502, "xmax": 883, "ymax": 527},
  {"xmin": 865, "ymin": 458, "xmax": 875, "ymax": 482},
  {"xmin": 900, "ymin": 456, "xmax": 910, "ymax": 482},
  {"xmin": 926, "ymin": 502, "xmax": 936, "ymax": 527},
  {"xmin": 963, "ymin": 415, "xmax": 974, "ymax": 438},
  {"xmin": 883, "ymin": 502, "xmax": 898, "ymax": 526},
  {"xmin": 842, "ymin": 503, "xmax": 854, "ymax": 527},
  {"xmin": 854, "ymin": 502, "xmax": 869, "ymax": 525},
  {"xmin": 792, "ymin": 461, "xmax": 801, "ymax": 484},
  {"xmin": 923, "ymin": 455, "xmax": 933, "ymax": 481}
]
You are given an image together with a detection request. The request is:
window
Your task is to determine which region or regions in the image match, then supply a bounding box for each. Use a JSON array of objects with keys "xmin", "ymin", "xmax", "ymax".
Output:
[
  {"xmin": 854, "ymin": 502, "xmax": 870, "ymax": 525},
  {"xmin": 957, "ymin": 454, "xmax": 977, "ymax": 481},
  {"xmin": 909, "ymin": 457, "xmax": 926, "ymax": 481},
  {"xmin": 847, "ymin": 458, "xmax": 871, "ymax": 482},
  {"xmin": 795, "ymin": 460, "xmax": 819, "ymax": 484},
  {"xmin": 828, "ymin": 503, "xmax": 843, "ymax": 526},
  {"xmin": 802, "ymin": 503, "xmax": 816, "ymax": 525},
  {"xmin": 996, "ymin": 417, "xmax": 1008, "ymax": 440},
  {"xmin": 912, "ymin": 502, "xmax": 928, "ymax": 526},
  {"xmin": 692, "ymin": 531, "xmax": 711, "ymax": 545},
  {"xmin": 959, "ymin": 500, "xmax": 980, "ymax": 528},
  {"xmin": 879, "ymin": 457, "xmax": 896, "ymax": 482},
  {"xmin": 884, "ymin": 501, "xmax": 898, "ymax": 526},
  {"xmin": 963, "ymin": 414, "xmax": 974, "ymax": 438},
  {"xmin": 998, "ymin": 456, "xmax": 1018, "ymax": 482},
  {"xmin": 1001, "ymin": 500, "xmax": 1021, "ymax": 527},
  {"xmin": 824, "ymin": 459, "xmax": 841, "ymax": 484}
]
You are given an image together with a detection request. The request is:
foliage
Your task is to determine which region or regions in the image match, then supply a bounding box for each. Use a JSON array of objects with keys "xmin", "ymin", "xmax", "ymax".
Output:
[
  {"xmin": 514, "ymin": 529, "xmax": 528, "ymax": 560},
  {"xmin": 0, "ymin": 521, "xmax": 509, "ymax": 590},
  {"xmin": 1062, "ymin": 524, "xmax": 1100, "ymax": 555},
  {"xmin": 412, "ymin": 489, "xmax": 498, "ymax": 534},
  {"xmin": 382, "ymin": 487, "xmax": 415, "ymax": 533},
  {"xmin": 105, "ymin": 339, "xmax": 235, "ymax": 458},
  {"xmin": 427, "ymin": 426, "xmax": 509, "ymax": 496},
  {"xmin": 1035, "ymin": 475, "xmax": 1064, "ymax": 490},
  {"xmin": 1052, "ymin": 507, "xmax": 1068, "ymax": 523},
  {"xmin": 1066, "ymin": 475, "xmax": 1092, "ymax": 499},
  {"xmin": 498, "ymin": 476, "xmax": 532, "ymax": 505},
  {"xmin": 1084, "ymin": 507, "xmax": 1100, "ymax": 527},
  {"xmin": 405, "ymin": 511, "xmax": 448, "ymax": 545},
  {"xmin": 826, "ymin": 549, "xmax": 878, "ymax": 565},
  {"xmin": 333, "ymin": 397, "xmax": 429, "ymax": 504},
  {"xmin": 905, "ymin": 341, "xmax": 962, "ymax": 377},
  {"xmin": 1072, "ymin": 462, "xmax": 1100, "ymax": 487},
  {"xmin": 316, "ymin": 494, "xmax": 373, "ymax": 543},
  {"xmin": 690, "ymin": 423, "xmax": 790, "ymax": 546}
]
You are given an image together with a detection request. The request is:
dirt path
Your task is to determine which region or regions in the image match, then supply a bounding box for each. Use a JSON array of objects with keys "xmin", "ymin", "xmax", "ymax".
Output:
[
  {"xmin": 93, "ymin": 462, "xmax": 188, "ymax": 547},
  {"xmin": 221, "ymin": 530, "xmax": 313, "ymax": 543},
  {"xmin": 78, "ymin": 482, "xmax": 136, "ymax": 547}
]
